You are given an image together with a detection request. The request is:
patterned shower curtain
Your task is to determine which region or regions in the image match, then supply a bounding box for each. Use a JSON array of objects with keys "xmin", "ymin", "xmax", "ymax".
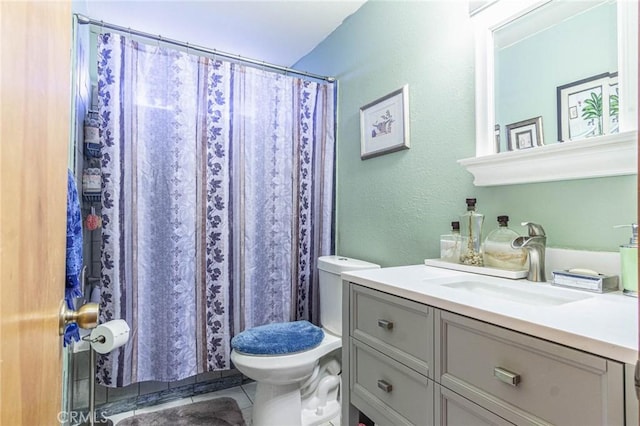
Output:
[{"xmin": 96, "ymin": 33, "xmax": 334, "ymax": 386}]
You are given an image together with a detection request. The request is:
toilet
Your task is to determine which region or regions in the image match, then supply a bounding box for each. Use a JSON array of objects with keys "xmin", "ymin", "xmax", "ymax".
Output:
[{"xmin": 231, "ymin": 255, "xmax": 380, "ymax": 426}]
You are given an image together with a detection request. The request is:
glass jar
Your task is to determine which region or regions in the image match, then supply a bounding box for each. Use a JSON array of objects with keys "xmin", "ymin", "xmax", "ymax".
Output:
[
  {"xmin": 459, "ymin": 198, "xmax": 484, "ymax": 266},
  {"xmin": 440, "ymin": 221, "xmax": 464, "ymax": 263},
  {"xmin": 482, "ymin": 215, "xmax": 528, "ymax": 270}
]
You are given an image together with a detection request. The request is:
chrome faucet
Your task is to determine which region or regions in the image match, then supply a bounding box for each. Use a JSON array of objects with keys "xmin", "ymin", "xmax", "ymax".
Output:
[{"xmin": 511, "ymin": 222, "xmax": 547, "ymax": 282}]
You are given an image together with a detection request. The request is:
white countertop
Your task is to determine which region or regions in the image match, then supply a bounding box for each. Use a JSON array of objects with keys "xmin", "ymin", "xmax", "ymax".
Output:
[{"xmin": 342, "ymin": 264, "xmax": 638, "ymax": 364}]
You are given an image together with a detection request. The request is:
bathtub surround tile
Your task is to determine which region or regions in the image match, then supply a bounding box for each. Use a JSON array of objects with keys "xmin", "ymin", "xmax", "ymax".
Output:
[
  {"xmin": 71, "ymin": 370, "xmax": 107, "ymax": 411},
  {"xmin": 134, "ymin": 396, "xmax": 193, "ymax": 415},
  {"xmin": 107, "ymin": 382, "xmax": 140, "ymax": 402},
  {"xmin": 73, "ymin": 378, "xmax": 89, "ymax": 409},
  {"xmin": 73, "ymin": 350, "xmax": 90, "ymax": 381},
  {"xmin": 196, "ymin": 371, "xmax": 222, "ymax": 383},
  {"xmin": 192, "ymin": 374, "xmax": 243, "ymax": 396},
  {"xmin": 97, "ymin": 397, "xmax": 139, "ymax": 417},
  {"xmin": 98, "ymin": 385, "xmax": 188, "ymax": 416},
  {"xmin": 169, "ymin": 376, "xmax": 196, "ymax": 389},
  {"xmin": 136, "ymin": 385, "xmax": 195, "ymax": 410},
  {"xmin": 94, "ymin": 373, "xmax": 246, "ymax": 417},
  {"xmin": 95, "ymin": 381, "xmax": 108, "ymax": 406},
  {"xmin": 139, "ymin": 380, "xmax": 169, "ymax": 395},
  {"xmin": 82, "ymin": 234, "xmax": 91, "ymax": 253},
  {"xmin": 91, "ymin": 239, "xmax": 101, "ymax": 255},
  {"xmin": 221, "ymin": 368, "xmax": 240, "ymax": 378}
]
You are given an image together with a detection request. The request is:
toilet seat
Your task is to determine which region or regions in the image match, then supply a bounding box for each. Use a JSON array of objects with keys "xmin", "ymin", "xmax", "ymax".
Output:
[
  {"xmin": 232, "ymin": 332, "xmax": 341, "ymax": 367},
  {"xmin": 231, "ymin": 320, "xmax": 325, "ymax": 355},
  {"xmin": 230, "ymin": 332, "xmax": 341, "ymax": 384}
]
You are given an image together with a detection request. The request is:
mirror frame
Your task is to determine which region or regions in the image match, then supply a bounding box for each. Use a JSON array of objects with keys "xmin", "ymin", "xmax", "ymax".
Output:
[{"xmin": 459, "ymin": 0, "xmax": 638, "ymax": 186}]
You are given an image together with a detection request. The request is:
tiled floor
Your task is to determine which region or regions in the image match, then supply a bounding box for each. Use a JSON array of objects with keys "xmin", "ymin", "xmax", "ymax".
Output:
[
  {"xmin": 106, "ymin": 381, "xmax": 257, "ymax": 425},
  {"xmin": 105, "ymin": 381, "xmax": 339, "ymax": 426}
]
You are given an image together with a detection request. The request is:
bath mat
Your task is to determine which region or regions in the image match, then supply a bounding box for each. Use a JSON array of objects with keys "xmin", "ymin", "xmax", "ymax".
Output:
[{"xmin": 115, "ymin": 397, "xmax": 246, "ymax": 426}]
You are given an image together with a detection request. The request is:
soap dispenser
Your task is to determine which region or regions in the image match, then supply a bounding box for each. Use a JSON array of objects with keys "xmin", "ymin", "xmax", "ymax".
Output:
[{"xmin": 614, "ymin": 224, "xmax": 638, "ymax": 297}]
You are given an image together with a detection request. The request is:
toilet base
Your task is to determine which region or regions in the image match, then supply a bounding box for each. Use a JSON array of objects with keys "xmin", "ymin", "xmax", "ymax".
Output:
[
  {"xmin": 301, "ymin": 400, "xmax": 340, "ymax": 426},
  {"xmin": 251, "ymin": 380, "xmax": 341, "ymax": 426},
  {"xmin": 252, "ymin": 382, "xmax": 302, "ymax": 426}
]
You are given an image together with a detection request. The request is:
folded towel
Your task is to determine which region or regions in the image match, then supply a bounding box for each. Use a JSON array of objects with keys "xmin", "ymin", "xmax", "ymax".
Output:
[{"xmin": 64, "ymin": 169, "xmax": 83, "ymax": 346}]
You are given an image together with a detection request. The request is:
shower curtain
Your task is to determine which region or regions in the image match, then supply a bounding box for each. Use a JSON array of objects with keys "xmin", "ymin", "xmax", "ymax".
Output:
[{"xmin": 96, "ymin": 33, "xmax": 334, "ymax": 386}]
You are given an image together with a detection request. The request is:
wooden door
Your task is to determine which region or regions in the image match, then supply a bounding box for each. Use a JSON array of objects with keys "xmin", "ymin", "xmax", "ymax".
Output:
[
  {"xmin": 1, "ymin": 1, "xmax": 72, "ymax": 424},
  {"xmin": 637, "ymin": 2, "xmax": 640, "ymax": 420}
]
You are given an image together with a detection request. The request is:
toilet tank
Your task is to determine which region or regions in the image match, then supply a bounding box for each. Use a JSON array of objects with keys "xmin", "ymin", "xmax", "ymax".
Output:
[{"xmin": 317, "ymin": 255, "xmax": 380, "ymax": 336}]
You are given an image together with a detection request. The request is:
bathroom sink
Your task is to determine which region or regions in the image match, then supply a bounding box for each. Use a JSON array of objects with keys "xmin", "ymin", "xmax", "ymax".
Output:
[{"xmin": 440, "ymin": 280, "xmax": 592, "ymax": 307}]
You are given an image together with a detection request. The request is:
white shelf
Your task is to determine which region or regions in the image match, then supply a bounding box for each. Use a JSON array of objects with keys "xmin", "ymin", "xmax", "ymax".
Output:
[
  {"xmin": 424, "ymin": 258, "xmax": 528, "ymax": 279},
  {"xmin": 458, "ymin": 131, "xmax": 637, "ymax": 186}
]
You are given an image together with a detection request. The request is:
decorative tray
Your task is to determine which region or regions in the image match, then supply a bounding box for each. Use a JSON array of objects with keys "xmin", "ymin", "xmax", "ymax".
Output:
[{"xmin": 424, "ymin": 258, "xmax": 528, "ymax": 280}]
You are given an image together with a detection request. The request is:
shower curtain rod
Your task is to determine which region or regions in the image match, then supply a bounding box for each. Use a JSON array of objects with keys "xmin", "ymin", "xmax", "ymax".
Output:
[{"xmin": 75, "ymin": 14, "xmax": 336, "ymax": 83}]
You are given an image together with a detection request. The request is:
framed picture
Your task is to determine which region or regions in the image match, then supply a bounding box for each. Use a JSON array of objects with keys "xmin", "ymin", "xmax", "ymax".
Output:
[
  {"xmin": 506, "ymin": 116, "xmax": 544, "ymax": 151},
  {"xmin": 360, "ymin": 85, "xmax": 410, "ymax": 160},
  {"xmin": 556, "ymin": 72, "xmax": 617, "ymax": 142}
]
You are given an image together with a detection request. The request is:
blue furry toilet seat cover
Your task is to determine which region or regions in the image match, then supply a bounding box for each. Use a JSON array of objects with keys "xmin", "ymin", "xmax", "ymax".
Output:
[{"xmin": 231, "ymin": 320, "xmax": 324, "ymax": 355}]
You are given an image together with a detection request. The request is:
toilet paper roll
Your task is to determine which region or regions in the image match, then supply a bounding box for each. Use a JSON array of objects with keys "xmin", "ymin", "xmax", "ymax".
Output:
[{"xmin": 90, "ymin": 319, "xmax": 130, "ymax": 354}]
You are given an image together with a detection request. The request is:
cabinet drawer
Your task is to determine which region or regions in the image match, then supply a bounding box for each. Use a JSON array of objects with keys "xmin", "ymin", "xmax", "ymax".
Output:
[
  {"xmin": 435, "ymin": 383, "xmax": 513, "ymax": 426},
  {"xmin": 350, "ymin": 284, "xmax": 433, "ymax": 377},
  {"xmin": 351, "ymin": 338, "xmax": 433, "ymax": 426},
  {"xmin": 436, "ymin": 311, "xmax": 624, "ymax": 425}
]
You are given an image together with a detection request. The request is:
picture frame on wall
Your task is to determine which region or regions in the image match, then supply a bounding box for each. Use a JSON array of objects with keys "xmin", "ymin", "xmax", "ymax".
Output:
[
  {"xmin": 506, "ymin": 116, "xmax": 544, "ymax": 151},
  {"xmin": 360, "ymin": 85, "xmax": 410, "ymax": 160},
  {"xmin": 556, "ymin": 72, "xmax": 618, "ymax": 142}
]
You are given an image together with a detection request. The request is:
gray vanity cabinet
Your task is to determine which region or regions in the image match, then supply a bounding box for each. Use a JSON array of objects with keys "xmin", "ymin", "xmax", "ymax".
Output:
[
  {"xmin": 436, "ymin": 310, "xmax": 624, "ymax": 426},
  {"xmin": 344, "ymin": 283, "xmax": 627, "ymax": 426},
  {"xmin": 348, "ymin": 284, "xmax": 434, "ymax": 425}
]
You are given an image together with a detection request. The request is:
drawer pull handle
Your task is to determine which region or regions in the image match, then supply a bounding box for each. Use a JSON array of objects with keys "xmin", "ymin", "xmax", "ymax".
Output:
[
  {"xmin": 377, "ymin": 319, "xmax": 394, "ymax": 330},
  {"xmin": 377, "ymin": 379, "xmax": 393, "ymax": 393},
  {"xmin": 494, "ymin": 367, "xmax": 521, "ymax": 386}
]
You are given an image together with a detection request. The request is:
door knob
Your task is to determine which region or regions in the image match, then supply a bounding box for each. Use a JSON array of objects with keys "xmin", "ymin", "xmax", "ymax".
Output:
[{"xmin": 58, "ymin": 301, "xmax": 99, "ymax": 335}]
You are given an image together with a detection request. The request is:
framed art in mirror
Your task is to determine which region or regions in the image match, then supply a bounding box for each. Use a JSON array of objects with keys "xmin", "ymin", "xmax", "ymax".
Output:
[
  {"xmin": 506, "ymin": 116, "xmax": 543, "ymax": 151},
  {"xmin": 557, "ymin": 72, "xmax": 618, "ymax": 142},
  {"xmin": 360, "ymin": 85, "xmax": 410, "ymax": 160}
]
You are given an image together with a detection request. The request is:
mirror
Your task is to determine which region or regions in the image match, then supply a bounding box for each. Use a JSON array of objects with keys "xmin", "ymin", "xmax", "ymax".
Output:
[
  {"xmin": 459, "ymin": 0, "xmax": 638, "ymax": 186},
  {"xmin": 495, "ymin": 1, "xmax": 617, "ymax": 150}
]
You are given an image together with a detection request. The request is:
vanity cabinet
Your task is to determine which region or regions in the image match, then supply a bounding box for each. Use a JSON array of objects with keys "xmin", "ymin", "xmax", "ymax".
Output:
[
  {"xmin": 348, "ymin": 284, "xmax": 434, "ymax": 425},
  {"xmin": 344, "ymin": 283, "xmax": 626, "ymax": 426},
  {"xmin": 437, "ymin": 310, "xmax": 624, "ymax": 425}
]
